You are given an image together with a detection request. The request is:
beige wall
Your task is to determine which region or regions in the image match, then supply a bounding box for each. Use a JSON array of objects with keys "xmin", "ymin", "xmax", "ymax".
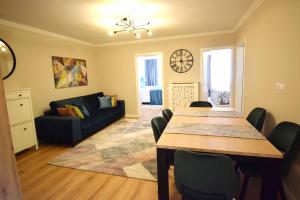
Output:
[
  {"xmin": 0, "ymin": 23, "xmax": 236, "ymax": 117},
  {"xmin": 236, "ymin": 0, "xmax": 300, "ymax": 198},
  {"xmin": 96, "ymin": 34, "xmax": 236, "ymax": 116},
  {"xmin": 1, "ymin": 0, "xmax": 300, "ymax": 197},
  {"xmin": 0, "ymin": 25, "xmax": 101, "ymax": 117}
]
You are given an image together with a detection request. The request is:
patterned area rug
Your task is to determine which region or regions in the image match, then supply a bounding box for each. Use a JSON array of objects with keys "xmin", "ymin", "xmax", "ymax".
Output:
[{"xmin": 49, "ymin": 118, "xmax": 157, "ymax": 181}]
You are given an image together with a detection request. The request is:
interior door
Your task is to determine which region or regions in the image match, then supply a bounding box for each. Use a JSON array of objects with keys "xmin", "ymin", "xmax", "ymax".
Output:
[{"xmin": 0, "ymin": 75, "xmax": 23, "ymax": 199}]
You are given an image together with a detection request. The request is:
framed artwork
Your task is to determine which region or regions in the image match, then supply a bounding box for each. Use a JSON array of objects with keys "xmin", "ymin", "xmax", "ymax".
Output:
[{"xmin": 52, "ymin": 56, "xmax": 88, "ymax": 89}]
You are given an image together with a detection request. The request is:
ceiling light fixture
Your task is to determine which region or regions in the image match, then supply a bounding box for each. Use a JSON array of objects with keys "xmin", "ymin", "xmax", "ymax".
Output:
[{"xmin": 108, "ymin": 17, "xmax": 152, "ymax": 39}]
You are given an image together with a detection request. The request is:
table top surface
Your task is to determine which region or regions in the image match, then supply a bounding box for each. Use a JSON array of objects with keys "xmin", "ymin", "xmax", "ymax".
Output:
[{"xmin": 156, "ymin": 108, "xmax": 283, "ymax": 159}]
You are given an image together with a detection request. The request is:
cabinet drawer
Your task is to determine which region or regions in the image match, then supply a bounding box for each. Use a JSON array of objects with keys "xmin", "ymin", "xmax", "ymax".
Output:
[
  {"xmin": 7, "ymin": 98, "xmax": 31, "ymax": 125},
  {"xmin": 11, "ymin": 122, "xmax": 35, "ymax": 153},
  {"xmin": 6, "ymin": 91, "xmax": 30, "ymax": 100}
]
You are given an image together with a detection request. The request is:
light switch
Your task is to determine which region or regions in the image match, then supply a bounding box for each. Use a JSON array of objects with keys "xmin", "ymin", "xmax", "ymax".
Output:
[{"xmin": 275, "ymin": 83, "xmax": 285, "ymax": 90}]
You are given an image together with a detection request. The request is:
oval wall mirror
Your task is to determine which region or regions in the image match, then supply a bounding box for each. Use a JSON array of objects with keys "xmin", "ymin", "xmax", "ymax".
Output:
[{"xmin": 0, "ymin": 39, "xmax": 16, "ymax": 80}]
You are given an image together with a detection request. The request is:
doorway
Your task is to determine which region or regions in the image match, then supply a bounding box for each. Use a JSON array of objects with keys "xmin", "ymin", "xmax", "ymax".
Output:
[
  {"xmin": 202, "ymin": 48, "xmax": 233, "ymax": 107},
  {"xmin": 135, "ymin": 53, "xmax": 163, "ymax": 120}
]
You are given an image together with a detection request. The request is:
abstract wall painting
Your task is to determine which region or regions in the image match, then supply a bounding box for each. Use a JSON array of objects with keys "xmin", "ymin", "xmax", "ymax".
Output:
[{"xmin": 52, "ymin": 56, "xmax": 88, "ymax": 89}]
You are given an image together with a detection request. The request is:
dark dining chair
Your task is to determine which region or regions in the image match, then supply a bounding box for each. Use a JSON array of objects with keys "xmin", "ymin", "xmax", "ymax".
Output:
[
  {"xmin": 239, "ymin": 121, "xmax": 300, "ymax": 200},
  {"xmin": 162, "ymin": 108, "xmax": 173, "ymax": 123},
  {"xmin": 151, "ymin": 116, "xmax": 174, "ymax": 165},
  {"xmin": 190, "ymin": 101, "xmax": 213, "ymax": 108},
  {"xmin": 246, "ymin": 107, "xmax": 267, "ymax": 132},
  {"xmin": 174, "ymin": 150, "xmax": 239, "ymax": 200},
  {"xmin": 151, "ymin": 116, "xmax": 167, "ymax": 143}
]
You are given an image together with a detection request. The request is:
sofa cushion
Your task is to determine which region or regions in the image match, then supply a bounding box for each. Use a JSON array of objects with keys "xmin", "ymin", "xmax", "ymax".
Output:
[
  {"xmin": 50, "ymin": 96, "xmax": 84, "ymax": 115},
  {"xmin": 57, "ymin": 107, "xmax": 76, "ymax": 117},
  {"xmin": 73, "ymin": 103, "xmax": 90, "ymax": 117},
  {"xmin": 82, "ymin": 92, "xmax": 104, "ymax": 114},
  {"xmin": 98, "ymin": 96, "xmax": 112, "ymax": 109},
  {"xmin": 65, "ymin": 105, "xmax": 84, "ymax": 119},
  {"xmin": 81, "ymin": 107, "xmax": 119, "ymax": 130},
  {"xmin": 111, "ymin": 95, "xmax": 118, "ymax": 107}
]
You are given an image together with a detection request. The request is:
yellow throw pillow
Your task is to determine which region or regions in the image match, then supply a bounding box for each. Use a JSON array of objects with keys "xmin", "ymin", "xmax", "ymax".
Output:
[
  {"xmin": 65, "ymin": 105, "xmax": 84, "ymax": 119},
  {"xmin": 111, "ymin": 95, "xmax": 118, "ymax": 107}
]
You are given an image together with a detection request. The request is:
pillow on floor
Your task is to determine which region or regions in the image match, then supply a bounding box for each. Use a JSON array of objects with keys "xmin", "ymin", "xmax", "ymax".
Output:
[
  {"xmin": 65, "ymin": 105, "xmax": 84, "ymax": 119},
  {"xmin": 98, "ymin": 96, "xmax": 112, "ymax": 109},
  {"xmin": 57, "ymin": 107, "xmax": 76, "ymax": 117}
]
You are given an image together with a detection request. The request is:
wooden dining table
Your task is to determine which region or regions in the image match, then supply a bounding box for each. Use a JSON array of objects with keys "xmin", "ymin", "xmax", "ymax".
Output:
[{"xmin": 156, "ymin": 107, "xmax": 283, "ymax": 200}]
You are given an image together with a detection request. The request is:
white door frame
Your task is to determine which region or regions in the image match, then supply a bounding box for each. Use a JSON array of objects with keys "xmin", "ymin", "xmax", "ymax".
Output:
[
  {"xmin": 200, "ymin": 46, "xmax": 235, "ymax": 108},
  {"xmin": 134, "ymin": 52, "xmax": 164, "ymax": 117},
  {"xmin": 235, "ymin": 39, "xmax": 246, "ymax": 114}
]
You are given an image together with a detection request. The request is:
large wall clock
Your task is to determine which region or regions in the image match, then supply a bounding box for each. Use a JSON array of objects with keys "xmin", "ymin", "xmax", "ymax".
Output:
[{"xmin": 170, "ymin": 49, "xmax": 194, "ymax": 73}]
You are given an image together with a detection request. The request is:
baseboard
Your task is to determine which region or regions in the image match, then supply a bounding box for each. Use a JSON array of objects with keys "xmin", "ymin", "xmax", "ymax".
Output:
[
  {"xmin": 125, "ymin": 114, "xmax": 139, "ymax": 118},
  {"xmin": 283, "ymin": 183, "xmax": 296, "ymax": 200}
]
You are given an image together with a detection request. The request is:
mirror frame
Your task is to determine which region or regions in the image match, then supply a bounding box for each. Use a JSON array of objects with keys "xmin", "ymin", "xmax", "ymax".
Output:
[{"xmin": 0, "ymin": 38, "xmax": 16, "ymax": 80}]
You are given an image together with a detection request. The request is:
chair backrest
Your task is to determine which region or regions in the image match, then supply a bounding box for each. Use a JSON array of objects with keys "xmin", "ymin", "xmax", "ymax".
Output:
[
  {"xmin": 162, "ymin": 109, "xmax": 173, "ymax": 123},
  {"xmin": 267, "ymin": 121, "xmax": 300, "ymax": 177},
  {"xmin": 174, "ymin": 150, "xmax": 239, "ymax": 200},
  {"xmin": 246, "ymin": 107, "xmax": 267, "ymax": 132},
  {"xmin": 190, "ymin": 101, "xmax": 213, "ymax": 107},
  {"xmin": 151, "ymin": 116, "xmax": 167, "ymax": 143}
]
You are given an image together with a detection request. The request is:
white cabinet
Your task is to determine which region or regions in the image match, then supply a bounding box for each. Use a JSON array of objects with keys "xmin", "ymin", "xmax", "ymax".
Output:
[{"xmin": 5, "ymin": 88, "xmax": 38, "ymax": 153}]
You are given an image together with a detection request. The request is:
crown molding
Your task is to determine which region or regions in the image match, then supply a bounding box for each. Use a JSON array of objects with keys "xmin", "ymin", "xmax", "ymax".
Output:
[
  {"xmin": 96, "ymin": 29, "xmax": 235, "ymax": 47},
  {"xmin": 233, "ymin": 0, "xmax": 265, "ymax": 31},
  {"xmin": 96, "ymin": 0, "xmax": 264, "ymax": 47},
  {"xmin": 0, "ymin": 18, "xmax": 95, "ymax": 46},
  {"xmin": 0, "ymin": 0, "xmax": 264, "ymax": 47}
]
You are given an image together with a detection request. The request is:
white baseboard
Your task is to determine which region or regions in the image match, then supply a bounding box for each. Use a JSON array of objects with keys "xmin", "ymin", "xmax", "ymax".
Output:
[
  {"xmin": 283, "ymin": 183, "xmax": 296, "ymax": 200},
  {"xmin": 125, "ymin": 114, "xmax": 139, "ymax": 118}
]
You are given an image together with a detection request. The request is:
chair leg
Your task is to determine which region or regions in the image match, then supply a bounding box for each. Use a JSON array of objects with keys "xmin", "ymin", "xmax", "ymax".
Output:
[
  {"xmin": 280, "ymin": 182, "xmax": 286, "ymax": 200},
  {"xmin": 239, "ymin": 175, "xmax": 249, "ymax": 200}
]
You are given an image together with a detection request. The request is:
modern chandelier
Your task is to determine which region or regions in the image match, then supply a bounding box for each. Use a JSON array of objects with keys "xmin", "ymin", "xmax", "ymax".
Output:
[{"xmin": 108, "ymin": 17, "xmax": 152, "ymax": 39}]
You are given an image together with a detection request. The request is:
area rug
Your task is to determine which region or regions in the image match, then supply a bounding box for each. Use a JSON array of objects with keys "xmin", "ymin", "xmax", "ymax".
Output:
[{"xmin": 49, "ymin": 118, "xmax": 157, "ymax": 181}]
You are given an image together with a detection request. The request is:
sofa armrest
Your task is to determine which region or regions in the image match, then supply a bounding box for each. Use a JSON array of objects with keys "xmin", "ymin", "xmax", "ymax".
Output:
[
  {"xmin": 44, "ymin": 110, "xmax": 54, "ymax": 116},
  {"xmin": 117, "ymin": 100, "xmax": 125, "ymax": 117},
  {"xmin": 35, "ymin": 116, "xmax": 81, "ymax": 146}
]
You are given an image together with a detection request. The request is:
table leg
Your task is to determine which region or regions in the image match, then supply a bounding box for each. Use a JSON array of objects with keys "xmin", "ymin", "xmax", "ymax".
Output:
[
  {"xmin": 157, "ymin": 148, "xmax": 169, "ymax": 200},
  {"xmin": 260, "ymin": 158, "xmax": 282, "ymax": 200}
]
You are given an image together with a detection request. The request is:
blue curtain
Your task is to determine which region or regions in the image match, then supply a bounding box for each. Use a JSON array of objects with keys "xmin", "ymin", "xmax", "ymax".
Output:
[{"xmin": 145, "ymin": 59, "xmax": 158, "ymax": 86}]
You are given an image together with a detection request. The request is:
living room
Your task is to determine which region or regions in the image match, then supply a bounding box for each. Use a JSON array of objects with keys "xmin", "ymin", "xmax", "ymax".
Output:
[{"xmin": 0, "ymin": 0, "xmax": 299, "ymax": 200}]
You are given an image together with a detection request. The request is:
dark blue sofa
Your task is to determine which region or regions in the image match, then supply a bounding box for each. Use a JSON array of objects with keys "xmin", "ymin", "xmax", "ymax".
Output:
[{"xmin": 35, "ymin": 92, "xmax": 125, "ymax": 146}]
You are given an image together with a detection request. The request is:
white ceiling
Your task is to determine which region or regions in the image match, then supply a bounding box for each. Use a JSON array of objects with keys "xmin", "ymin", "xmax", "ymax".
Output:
[{"xmin": 0, "ymin": 0, "xmax": 256, "ymax": 45}]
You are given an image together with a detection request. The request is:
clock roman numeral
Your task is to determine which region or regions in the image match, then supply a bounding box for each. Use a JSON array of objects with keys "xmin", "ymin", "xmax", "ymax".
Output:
[
  {"xmin": 183, "ymin": 50, "xmax": 188, "ymax": 56},
  {"xmin": 179, "ymin": 49, "xmax": 183, "ymax": 56}
]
